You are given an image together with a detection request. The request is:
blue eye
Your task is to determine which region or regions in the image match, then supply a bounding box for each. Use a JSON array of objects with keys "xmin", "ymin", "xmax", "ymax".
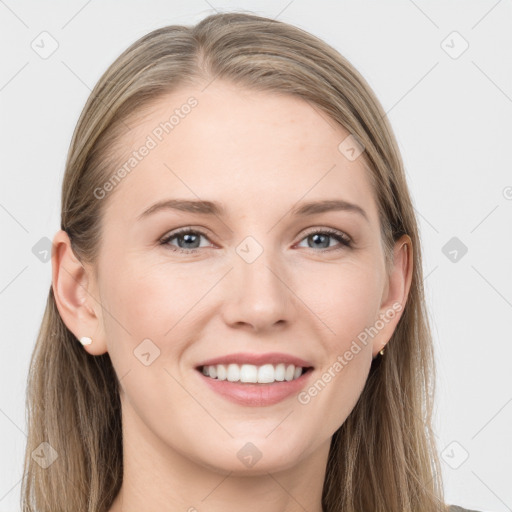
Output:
[
  {"xmin": 297, "ymin": 228, "xmax": 352, "ymax": 250},
  {"xmin": 160, "ymin": 228, "xmax": 210, "ymax": 254},
  {"xmin": 159, "ymin": 227, "xmax": 352, "ymax": 254}
]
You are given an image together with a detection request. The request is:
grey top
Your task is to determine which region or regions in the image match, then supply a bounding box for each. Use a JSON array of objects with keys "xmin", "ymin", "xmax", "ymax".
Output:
[{"xmin": 449, "ymin": 505, "xmax": 482, "ymax": 512}]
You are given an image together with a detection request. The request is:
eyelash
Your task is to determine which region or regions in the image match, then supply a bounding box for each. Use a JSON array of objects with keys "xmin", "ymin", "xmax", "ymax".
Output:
[{"xmin": 159, "ymin": 227, "xmax": 352, "ymax": 255}]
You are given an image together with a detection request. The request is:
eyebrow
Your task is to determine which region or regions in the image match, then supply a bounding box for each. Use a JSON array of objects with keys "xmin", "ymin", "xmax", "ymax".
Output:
[{"xmin": 137, "ymin": 198, "xmax": 369, "ymax": 222}]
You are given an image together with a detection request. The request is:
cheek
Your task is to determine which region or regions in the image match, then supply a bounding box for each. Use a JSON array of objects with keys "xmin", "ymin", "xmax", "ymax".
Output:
[
  {"xmin": 297, "ymin": 265, "xmax": 379, "ymax": 430},
  {"xmin": 104, "ymin": 254, "xmax": 383, "ymax": 346},
  {"xmin": 307, "ymin": 264, "xmax": 381, "ymax": 421},
  {"xmin": 100, "ymin": 257, "xmax": 214, "ymax": 361},
  {"xmin": 99, "ymin": 259, "xmax": 200, "ymax": 415},
  {"xmin": 293, "ymin": 259, "xmax": 383, "ymax": 346}
]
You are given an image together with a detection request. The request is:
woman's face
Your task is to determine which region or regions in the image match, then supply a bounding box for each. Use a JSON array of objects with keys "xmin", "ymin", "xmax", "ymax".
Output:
[{"xmin": 71, "ymin": 80, "xmax": 410, "ymax": 475}]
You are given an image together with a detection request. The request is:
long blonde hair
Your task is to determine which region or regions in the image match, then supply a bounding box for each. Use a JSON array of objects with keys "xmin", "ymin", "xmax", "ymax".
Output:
[{"xmin": 22, "ymin": 12, "xmax": 447, "ymax": 512}]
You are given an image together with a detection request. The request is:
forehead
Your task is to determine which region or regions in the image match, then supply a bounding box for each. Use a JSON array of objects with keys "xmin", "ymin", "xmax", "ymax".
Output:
[{"xmin": 103, "ymin": 80, "xmax": 378, "ymax": 226}]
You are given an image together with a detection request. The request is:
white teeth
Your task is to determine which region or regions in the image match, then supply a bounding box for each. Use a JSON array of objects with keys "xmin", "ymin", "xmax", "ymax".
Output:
[
  {"xmin": 227, "ymin": 363, "xmax": 240, "ymax": 382},
  {"xmin": 216, "ymin": 364, "xmax": 227, "ymax": 381},
  {"xmin": 257, "ymin": 364, "xmax": 275, "ymax": 384},
  {"xmin": 240, "ymin": 364, "xmax": 258, "ymax": 383},
  {"xmin": 201, "ymin": 363, "xmax": 306, "ymax": 383},
  {"xmin": 275, "ymin": 363, "xmax": 285, "ymax": 381}
]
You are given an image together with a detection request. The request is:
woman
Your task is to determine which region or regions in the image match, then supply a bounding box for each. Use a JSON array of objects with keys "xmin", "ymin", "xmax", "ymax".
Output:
[{"xmin": 21, "ymin": 12, "xmax": 481, "ymax": 512}]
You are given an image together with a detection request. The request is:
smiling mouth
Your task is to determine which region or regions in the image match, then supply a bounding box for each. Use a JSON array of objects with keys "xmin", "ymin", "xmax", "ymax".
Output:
[{"xmin": 197, "ymin": 363, "xmax": 314, "ymax": 384}]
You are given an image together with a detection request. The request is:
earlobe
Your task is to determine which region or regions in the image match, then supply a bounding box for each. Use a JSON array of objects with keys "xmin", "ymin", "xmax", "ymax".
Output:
[
  {"xmin": 372, "ymin": 234, "xmax": 413, "ymax": 358},
  {"xmin": 51, "ymin": 229, "xmax": 108, "ymax": 355}
]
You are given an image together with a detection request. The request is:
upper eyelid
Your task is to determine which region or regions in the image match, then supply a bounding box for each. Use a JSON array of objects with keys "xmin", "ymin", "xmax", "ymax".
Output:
[{"xmin": 161, "ymin": 226, "xmax": 352, "ymax": 245}]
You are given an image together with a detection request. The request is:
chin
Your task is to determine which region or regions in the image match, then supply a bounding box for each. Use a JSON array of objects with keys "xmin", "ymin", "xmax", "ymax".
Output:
[{"xmin": 190, "ymin": 436, "xmax": 310, "ymax": 476}]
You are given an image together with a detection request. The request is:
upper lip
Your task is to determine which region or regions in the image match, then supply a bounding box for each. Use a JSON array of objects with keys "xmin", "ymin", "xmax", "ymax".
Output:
[{"xmin": 196, "ymin": 352, "xmax": 314, "ymax": 369}]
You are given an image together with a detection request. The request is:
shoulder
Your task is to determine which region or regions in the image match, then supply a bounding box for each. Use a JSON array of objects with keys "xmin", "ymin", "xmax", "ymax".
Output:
[{"xmin": 448, "ymin": 505, "xmax": 483, "ymax": 512}]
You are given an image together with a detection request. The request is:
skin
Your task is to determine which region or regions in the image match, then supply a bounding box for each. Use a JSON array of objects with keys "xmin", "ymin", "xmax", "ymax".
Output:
[{"xmin": 52, "ymin": 80, "xmax": 412, "ymax": 512}]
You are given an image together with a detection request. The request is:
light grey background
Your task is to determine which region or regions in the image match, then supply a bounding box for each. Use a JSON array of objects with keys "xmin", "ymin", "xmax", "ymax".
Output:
[{"xmin": 1, "ymin": 1, "xmax": 511, "ymax": 511}]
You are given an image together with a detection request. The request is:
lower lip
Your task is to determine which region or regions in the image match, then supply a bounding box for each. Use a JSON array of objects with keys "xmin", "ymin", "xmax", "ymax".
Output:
[{"xmin": 197, "ymin": 369, "xmax": 314, "ymax": 407}]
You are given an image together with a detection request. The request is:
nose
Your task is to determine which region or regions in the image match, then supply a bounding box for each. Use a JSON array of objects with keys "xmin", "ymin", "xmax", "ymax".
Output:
[{"xmin": 220, "ymin": 244, "xmax": 295, "ymax": 333}]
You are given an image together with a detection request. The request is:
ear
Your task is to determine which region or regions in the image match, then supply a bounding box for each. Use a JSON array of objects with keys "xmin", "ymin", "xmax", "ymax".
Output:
[
  {"xmin": 371, "ymin": 234, "xmax": 413, "ymax": 359},
  {"xmin": 51, "ymin": 229, "xmax": 108, "ymax": 355}
]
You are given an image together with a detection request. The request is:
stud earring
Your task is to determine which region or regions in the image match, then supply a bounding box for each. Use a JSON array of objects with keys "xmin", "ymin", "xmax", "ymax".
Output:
[
  {"xmin": 379, "ymin": 347, "xmax": 385, "ymax": 356},
  {"xmin": 79, "ymin": 336, "xmax": 92, "ymax": 346}
]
